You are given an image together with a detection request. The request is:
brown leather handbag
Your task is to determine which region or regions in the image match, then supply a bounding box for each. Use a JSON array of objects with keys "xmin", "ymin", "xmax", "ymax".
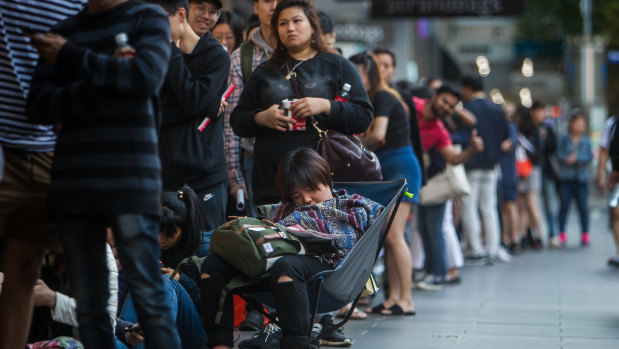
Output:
[
  {"xmin": 312, "ymin": 121, "xmax": 383, "ymax": 182},
  {"xmin": 289, "ymin": 70, "xmax": 382, "ymax": 182}
]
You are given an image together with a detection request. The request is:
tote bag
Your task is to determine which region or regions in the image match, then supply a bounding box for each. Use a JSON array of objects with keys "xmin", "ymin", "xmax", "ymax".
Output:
[{"xmin": 419, "ymin": 146, "xmax": 471, "ymax": 205}]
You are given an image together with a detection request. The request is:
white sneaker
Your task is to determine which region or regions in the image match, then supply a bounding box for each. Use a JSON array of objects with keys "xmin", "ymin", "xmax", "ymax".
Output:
[
  {"xmin": 495, "ymin": 247, "xmax": 512, "ymax": 263},
  {"xmin": 415, "ymin": 274, "xmax": 443, "ymax": 291},
  {"xmin": 548, "ymin": 237, "xmax": 562, "ymax": 249}
]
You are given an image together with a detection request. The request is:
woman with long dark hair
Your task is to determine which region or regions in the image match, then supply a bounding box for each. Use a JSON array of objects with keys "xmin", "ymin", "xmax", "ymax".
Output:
[
  {"xmin": 230, "ymin": 0, "xmax": 373, "ymax": 205},
  {"xmin": 349, "ymin": 52, "xmax": 419, "ymax": 316},
  {"xmin": 211, "ymin": 10, "xmax": 246, "ymax": 54},
  {"xmin": 514, "ymin": 106, "xmax": 545, "ymax": 249},
  {"xmin": 159, "ymin": 185, "xmax": 206, "ymax": 269}
]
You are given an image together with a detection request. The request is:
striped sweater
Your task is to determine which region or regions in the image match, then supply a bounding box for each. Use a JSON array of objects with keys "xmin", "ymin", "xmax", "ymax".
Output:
[
  {"xmin": 26, "ymin": 1, "xmax": 171, "ymax": 216},
  {"xmin": 0, "ymin": 0, "xmax": 86, "ymax": 152}
]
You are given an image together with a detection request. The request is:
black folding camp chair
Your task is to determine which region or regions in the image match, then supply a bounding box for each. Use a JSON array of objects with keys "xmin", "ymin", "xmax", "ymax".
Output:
[{"xmin": 231, "ymin": 179, "xmax": 407, "ymax": 341}]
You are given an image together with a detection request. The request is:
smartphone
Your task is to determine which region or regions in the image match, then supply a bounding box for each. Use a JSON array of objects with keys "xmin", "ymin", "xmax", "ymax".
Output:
[{"xmin": 127, "ymin": 323, "xmax": 141, "ymax": 332}]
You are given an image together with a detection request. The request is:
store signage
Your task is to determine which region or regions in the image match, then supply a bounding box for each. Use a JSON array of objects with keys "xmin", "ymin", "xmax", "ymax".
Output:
[{"xmin": 371, "ymin": 0, "xmax": 523, "ymax": 18}]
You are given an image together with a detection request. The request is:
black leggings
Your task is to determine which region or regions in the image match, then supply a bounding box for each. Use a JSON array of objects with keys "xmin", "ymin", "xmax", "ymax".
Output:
[{"xmin": 200, "ymin": 254, "xmax": 330, "ymax": 348}]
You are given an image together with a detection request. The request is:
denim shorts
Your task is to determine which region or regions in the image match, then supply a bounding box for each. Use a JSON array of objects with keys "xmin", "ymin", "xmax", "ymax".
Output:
[{"xmin": 377, "ymin": 146, "xmax": 421, "ymax": 203}]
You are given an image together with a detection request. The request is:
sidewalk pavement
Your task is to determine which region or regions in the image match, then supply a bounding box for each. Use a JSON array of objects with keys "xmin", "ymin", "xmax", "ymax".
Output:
[{"xmin": 235, "ymin": 191, "xmax": 619, "ymax": 348}]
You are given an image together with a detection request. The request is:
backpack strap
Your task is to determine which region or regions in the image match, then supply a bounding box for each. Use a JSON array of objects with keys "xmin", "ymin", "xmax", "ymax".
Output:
[
  {"xmin": 170, "ymin": 255, "xmax": 206, "ymax": 281},
  {"xmin": 240, "ymin": 40, "xmax": 255, "ymax": 85}
]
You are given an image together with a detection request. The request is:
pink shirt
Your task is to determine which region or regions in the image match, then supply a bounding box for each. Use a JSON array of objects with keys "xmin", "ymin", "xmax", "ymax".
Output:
[{"xmin": 414, "ymin": 97, "xmax": 452, "ymax": 152}]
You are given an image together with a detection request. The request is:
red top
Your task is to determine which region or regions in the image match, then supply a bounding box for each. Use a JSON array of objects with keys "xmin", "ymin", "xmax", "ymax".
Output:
[{"xmin": 414, "ymin": 97, "xmax": 452, "ymax": 152}]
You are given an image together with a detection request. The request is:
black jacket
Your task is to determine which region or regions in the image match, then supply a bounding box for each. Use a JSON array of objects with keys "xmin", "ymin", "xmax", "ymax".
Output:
[
  {"xmin": 230, "ymin": 53, "xmax": 373, "ymax": 203},
  {"xmin": 159, "ymin": 34, "xmax": 230, "ymax": 191}
]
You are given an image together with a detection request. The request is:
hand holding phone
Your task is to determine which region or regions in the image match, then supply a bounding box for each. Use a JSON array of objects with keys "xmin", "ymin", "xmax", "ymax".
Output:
[
  {"xmin": 124, "ymin": 323, "xmax": 144, "ymax": 346},
  {"xmin": 127, "ymin": 323, "xmax": 141, "ymax": 332}
]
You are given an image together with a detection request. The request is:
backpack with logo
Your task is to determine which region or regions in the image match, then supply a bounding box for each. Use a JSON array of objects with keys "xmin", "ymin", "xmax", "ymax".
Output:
[
  {"xmin": 209, "ymin": 217, "xmax": 340, "ymax": 278},
  {"xmin": 209, "ymin": 217, "xmax": 301, "ymax": 278}
]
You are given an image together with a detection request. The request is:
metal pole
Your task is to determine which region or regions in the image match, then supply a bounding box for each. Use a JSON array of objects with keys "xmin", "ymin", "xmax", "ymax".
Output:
[{"xmin": 580, "ymin": 0, "xmax": 594, "ymax": 107}]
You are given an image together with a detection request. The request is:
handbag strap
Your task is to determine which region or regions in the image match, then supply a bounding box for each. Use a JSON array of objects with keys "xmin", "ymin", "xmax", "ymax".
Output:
[
  {"xmin": 288, "ymin": 65, "xmax": 330, "ymax": 140},
  {"xmin": 288, "ymin": 64, "xmax": 303, "ymax": 99}
]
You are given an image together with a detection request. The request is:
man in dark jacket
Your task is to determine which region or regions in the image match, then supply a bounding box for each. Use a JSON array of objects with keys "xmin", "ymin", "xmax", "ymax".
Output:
[
  {"xmin": 460, "ymin": 73, "xmax": 509, "ymax": 262},
  {"xmin": 26, "ymin": 0, "xmax": 181, "ymax": 347},
  {"xmin": 152, "ymin": 0, "xmax": 230, "ymax": 231}
]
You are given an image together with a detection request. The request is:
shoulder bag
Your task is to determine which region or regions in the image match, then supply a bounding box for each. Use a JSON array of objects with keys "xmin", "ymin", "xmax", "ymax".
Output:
[
  {"xmin": 289, "ymin": 71, "xmax": 382, "ymax": 182},
  {"xmin": 419, "ymin": 145, "xmax": 471, "ymax": 205}
]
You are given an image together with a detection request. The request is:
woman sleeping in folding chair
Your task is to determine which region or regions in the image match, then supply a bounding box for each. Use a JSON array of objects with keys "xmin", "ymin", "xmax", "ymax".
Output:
[{"xmin": 199, "ymin": 148, "xmax": 384, "ymax": 349}]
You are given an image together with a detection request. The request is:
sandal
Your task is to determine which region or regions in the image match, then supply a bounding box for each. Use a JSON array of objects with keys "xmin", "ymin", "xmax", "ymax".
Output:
[
  {"xmin": 381, "ymin": 304, "xmax": 416, "ymax": 316},
  {"xmin": 365, "ymin": 303, "xmax": 386, "ymax": 314}
]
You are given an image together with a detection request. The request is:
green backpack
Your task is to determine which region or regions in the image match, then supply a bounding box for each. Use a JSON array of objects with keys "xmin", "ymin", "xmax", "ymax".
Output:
[{"xmin": 209, "ymin": 217, "xmax": 304, "ymax": 278}]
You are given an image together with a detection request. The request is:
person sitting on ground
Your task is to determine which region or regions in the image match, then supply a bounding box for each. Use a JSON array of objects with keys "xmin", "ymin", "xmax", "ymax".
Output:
[
  {"xmin": 200, "ymin": 148, "xmax": 384, "ymax": 349},
  {"xmin": 115, "ymin": 186, "xmax": 208, "ymax": 349}
]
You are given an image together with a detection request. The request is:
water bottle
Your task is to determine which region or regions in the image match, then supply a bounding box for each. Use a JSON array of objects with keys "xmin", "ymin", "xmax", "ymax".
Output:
[{"xmin": 334, "ymin": 83, "xmax": 351, "ymax": 102}]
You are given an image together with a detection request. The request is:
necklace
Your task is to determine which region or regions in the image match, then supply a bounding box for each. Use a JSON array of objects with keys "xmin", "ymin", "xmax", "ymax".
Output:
[{"xmin": 285, "ymin": 59, "xmax": 306, "ymax": 80}]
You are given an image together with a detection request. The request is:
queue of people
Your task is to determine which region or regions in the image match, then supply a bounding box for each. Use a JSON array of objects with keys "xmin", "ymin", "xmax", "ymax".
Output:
[{"xmin": 0, "ymin": 0, "xmax": 609, "ymax": 349}]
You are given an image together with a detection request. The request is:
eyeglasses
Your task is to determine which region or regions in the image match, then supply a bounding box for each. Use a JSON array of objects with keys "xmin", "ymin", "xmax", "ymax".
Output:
[
  {"xmin": 192, "ymin": 3, "xmax": 221, "ymax": 17},
  {"xmin": 167, "ymin": 8, "xmax": 178, "ymax": 16}
]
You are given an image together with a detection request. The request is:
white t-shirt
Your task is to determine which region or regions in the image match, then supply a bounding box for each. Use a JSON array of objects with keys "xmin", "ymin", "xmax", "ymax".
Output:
[{"xmin": 599, "ymin": 117, "xmax": 616, "ymax": 149}]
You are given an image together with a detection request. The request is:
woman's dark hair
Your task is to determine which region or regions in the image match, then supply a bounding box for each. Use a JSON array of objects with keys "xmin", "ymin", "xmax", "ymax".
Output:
[
  {"xmin": 275, "ymin": 148, "xmax": 333, "ymax": 204},
  {"xmin": 318, "ymin": 11, "xmax": 334, "ymax": 34},
  {"xmin": 213, "ymin": 10, "xmax": 246, "ymax": 52},
  {"xmin": 160, "ymin": 185, "xmax": 205, "ymax": 263},
  {"xmin": 514, "ymin": 105, "xmax": 535, "ymax": 137},
  {"xmin": 349, "ymin": 52, "xmax": 381, "ymax": 101},
  {"xmin": 349, "ymin": 51, "xmax": 409, "ymax": 114},
  {"xmin": 265, "ymin": 0, "xmax": 336, "ymax": 69}
]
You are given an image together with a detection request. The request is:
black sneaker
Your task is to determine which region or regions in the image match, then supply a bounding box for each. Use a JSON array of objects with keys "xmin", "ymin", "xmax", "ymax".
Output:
[
  {"xmin": 240, "ymin": 310, "xmax": 265, "ymax": 331},
  {"xmin": 239, "ymin": 323, "xmax": 282, "ymax": 349},
  {"xmin": 311, "ymin": 323, "xmax": 322, "ymax": 348},
  {"xmin": 531, "ymin": 238, "xmax": 543, "ymax": 250},
  {"xmin": 317, "ymin": 315, "xmax": 352, "ymax": 347}
]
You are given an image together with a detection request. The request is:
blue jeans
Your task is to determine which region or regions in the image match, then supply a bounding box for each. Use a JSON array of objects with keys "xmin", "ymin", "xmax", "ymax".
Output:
[
  {"xmin": 418, "ymin": 202, "xmax": 447, "ymax": 279},
  {"xmin": 195, "ymin": 231, "xmax": 212, "ymax": 258},
  {"xmin": 558, "ymin": 180, "xmax": 589, "ymax": 233},
  {"xmin": 57, "ymin": 214, "xmax": 181, "ymax": 349},
  {"xmin": 541, "ymin": 173, "xmax": 559, "ymax": 238},
  {"xmin": 120, "ymin": 276, "xmax": 207, "ymax": 349}
]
